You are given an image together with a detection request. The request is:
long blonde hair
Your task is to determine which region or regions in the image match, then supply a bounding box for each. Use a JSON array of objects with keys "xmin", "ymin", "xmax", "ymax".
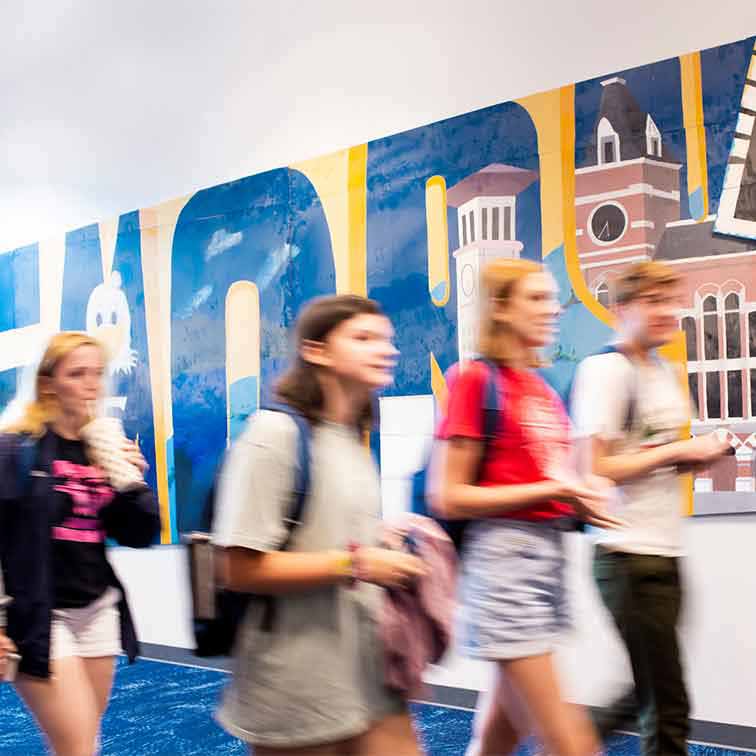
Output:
[
  {"xmin": 477, "ymin": 258, "xmax": 546, "ymax": 367},
  {"xmin": 3, "ymin": 332, "xmax": 106, "ymax": 437}
]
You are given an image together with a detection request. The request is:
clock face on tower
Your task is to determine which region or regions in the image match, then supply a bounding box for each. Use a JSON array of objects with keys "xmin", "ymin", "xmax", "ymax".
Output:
[{"xmin": 589, "ymin": 202, "xmax": 627, "ymax": 244}]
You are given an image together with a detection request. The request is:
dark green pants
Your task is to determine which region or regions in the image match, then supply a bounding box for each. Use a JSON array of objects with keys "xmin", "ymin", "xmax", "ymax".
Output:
[{"xmin": 592, "ymin": 547, "xmax": 690, "ymax": 756}]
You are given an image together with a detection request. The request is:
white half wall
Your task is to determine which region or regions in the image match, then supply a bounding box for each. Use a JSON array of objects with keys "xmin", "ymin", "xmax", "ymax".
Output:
[
  {"xmin": 424, "ymin": 517, "xmax": 756, "ymax": 729},
  {"xmin": 379, "ymin": 395, "xmax": 435, "ymax": 518},
  {"xmin": 109, "ymin": 545, "xmax": 195, "ymax": 650},
  {"xmin": 112, "ymin": 483, "xmax": 756, "ymax": 728}
]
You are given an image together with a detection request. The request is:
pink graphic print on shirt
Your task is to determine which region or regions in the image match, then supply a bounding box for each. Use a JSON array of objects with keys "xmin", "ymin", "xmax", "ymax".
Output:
[
  {"xmin": 51, "ymin": 460, "xmax": 114, "ymax": 543},
  {"xmin": 516, "ymin": 387, "xmax": 571, "ymax": 481}
]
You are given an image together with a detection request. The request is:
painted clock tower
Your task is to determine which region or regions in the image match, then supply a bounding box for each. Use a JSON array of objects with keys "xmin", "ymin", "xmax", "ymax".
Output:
[
  {"xmin": 447, "ymin": 163, "xmax": 538, "ymax": 363},
  {"xmin": 575, "ymin": 77, "xmax": 682, "ymax": 304}
]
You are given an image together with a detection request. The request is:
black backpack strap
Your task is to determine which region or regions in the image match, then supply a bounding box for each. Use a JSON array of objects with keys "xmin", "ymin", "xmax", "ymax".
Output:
[
  {"xmin": 476, "ymin": 359, "xmax": 503, "ymax": 441},
  {"xmin": 258, "ymin": 402, "xmax": 313, "ymax": 631},
  {"xmin": 472, "ymin": 359, "xmax": 504, "ymax": 480},
  {"xmin": 265, "ymin": 403, "xmax": 312, "ymax": 548}
]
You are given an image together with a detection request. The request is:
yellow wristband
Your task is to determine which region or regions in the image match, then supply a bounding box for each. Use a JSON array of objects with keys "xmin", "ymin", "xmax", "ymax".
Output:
[{"xmin": 331, "ymin": 551, "xmax": 353, "ymax": 579}]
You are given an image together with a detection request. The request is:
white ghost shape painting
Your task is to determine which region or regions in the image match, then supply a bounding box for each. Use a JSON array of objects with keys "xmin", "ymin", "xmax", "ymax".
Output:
[{"xmin": 86, "ymin": 270, "xmax": 137, "ymax": 375}]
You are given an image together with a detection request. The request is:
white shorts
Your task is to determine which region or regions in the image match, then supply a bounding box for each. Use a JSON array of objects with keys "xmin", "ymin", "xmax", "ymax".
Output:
[{"xmin": 50, "ymin": 587, "xmax": 122, "ymax": 660}]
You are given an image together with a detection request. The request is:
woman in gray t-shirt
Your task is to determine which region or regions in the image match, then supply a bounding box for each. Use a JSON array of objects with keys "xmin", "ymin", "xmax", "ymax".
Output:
[{"xmin": 213, "ymin": 295, "xmax": 425, "ymax": 755}]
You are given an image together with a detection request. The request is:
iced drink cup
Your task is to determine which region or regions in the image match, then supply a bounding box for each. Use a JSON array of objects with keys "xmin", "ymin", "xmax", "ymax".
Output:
[{"xmin": 80, "ymin": 416, "xmax": 144, "ymax": 492}]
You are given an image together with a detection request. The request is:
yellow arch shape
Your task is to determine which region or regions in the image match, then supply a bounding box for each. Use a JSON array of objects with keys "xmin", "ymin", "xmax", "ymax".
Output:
[
  {"xmin": 516, "ymin": 86, "xmax": 615, "ymax": 329},
  {"xmin": 291, "ymin": 145, "xmax": 367, "ymax": 296},
  {"xmin": 426, "ymin": 176, "xmax": 451, "ymax": 307}
]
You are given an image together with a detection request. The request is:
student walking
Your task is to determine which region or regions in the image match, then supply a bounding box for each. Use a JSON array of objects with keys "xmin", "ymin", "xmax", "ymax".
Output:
[
  {"xmin": 0, "ymin": 331, "xmax": 160, "ymax": 756},
  {"xmin": 213, "ymin": 294, "xmax": 426, "ymax": 755},
  {"xmin": 431, "ymin": 258, "xmax": 622, "ymax": 756},
  {"xmin": 571, "ymin": 261, "xmax": 731, "ymax": 755}
]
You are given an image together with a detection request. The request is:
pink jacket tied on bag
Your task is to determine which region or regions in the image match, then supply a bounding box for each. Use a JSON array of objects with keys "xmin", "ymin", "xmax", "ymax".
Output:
[{"xmin": 379, "ymin": 513, "xmax": 458, "ymax": 698}]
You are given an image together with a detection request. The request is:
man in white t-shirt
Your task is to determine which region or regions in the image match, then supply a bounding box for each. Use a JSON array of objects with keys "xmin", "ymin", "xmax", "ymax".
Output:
[{"xmin": 571, "ymin": 261, "xmax": 731, "ymax": 756}]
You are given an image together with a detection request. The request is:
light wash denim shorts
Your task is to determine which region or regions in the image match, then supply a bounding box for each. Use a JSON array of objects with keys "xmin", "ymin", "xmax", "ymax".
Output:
[{"xmin": 458, "ymin": 519, "xmax": 570, "ymax": 660}]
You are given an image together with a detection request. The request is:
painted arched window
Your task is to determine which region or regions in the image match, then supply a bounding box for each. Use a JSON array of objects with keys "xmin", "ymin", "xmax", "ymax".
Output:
[
  {"xmin": 703, "ymin": 296, "xmax": 719, "ymax": 360},
  {"xmin": 681, "ymin": 316, "xmax": 697, "ymax": 361},
  {"xmin": 706, "ymin": 371, "xmax": 721, "ymax": 419},
  {"xmin": 728, "ymin": 369, "xmax": 743, "ymax": 418},
  {"xmin": 688, "ymin": 374, "xmax": 700, "ymax": 419},
  {"xmin": 646, "ymin": 115, "xmax": 662, "ymax": 157},
  {"xmin": 597, "ymin": 117, "xmax": 620, "ymax": 165},
  {"xmin": 725, "ymin": 293, "xmax": 741, "ymax": 359}
]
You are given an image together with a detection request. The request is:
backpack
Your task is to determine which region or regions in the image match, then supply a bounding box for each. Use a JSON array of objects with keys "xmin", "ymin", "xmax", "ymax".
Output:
[
  {"xmin": 410, "ymin": 358, "xmax": 503, "ymax": 553},
  {"xmin": 185, "ymin": 402, "xmax": 312, "ymax": 657}
]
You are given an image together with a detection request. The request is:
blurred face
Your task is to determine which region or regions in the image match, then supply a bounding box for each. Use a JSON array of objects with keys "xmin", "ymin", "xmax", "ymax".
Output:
[
  {"xmin": 497, "ymin": 271, "xmax": 560, "ymax": 349},
  {"xmin": 48, "ymin": 344, "xmax": 106, "ymax": 421},
  {"xmin": 618, "ymin": 283, "xmax": 682, "ymax": 348},
  {"xmin": 303, "ymin": 313, "xmax": 399, "ymax": 391}
]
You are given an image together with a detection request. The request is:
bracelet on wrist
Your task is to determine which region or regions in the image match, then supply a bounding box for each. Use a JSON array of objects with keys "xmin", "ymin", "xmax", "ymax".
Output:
[{"xmin": 332, "ymin": 551, "xmax": 354, "ymax": 583}]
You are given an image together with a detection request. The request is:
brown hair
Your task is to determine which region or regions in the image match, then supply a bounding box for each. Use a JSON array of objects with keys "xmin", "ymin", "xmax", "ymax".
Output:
[
  {"xmin": 3, "ymin": 331, "xmax": 106, "ymax": 437},
  {"xmin": 614, "ymin": 261, "xmax": 681, "ymax": 305},
  {"xmin": 275, "ymin": 295, "xmax": 385, "ymax": 430},
  {"xmin": 478, "ymin": 258, "xmax": 546, "ymax": 367}
]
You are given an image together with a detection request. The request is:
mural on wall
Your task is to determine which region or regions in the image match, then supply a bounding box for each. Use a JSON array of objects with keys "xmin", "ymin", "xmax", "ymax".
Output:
[
  {"xmin": 715, "ymin": 43, "xmax": 756, "ymax": 240},
  {"xmin": 169, "ymin": 169, "xmax": 336, "ymax": 536},
  {"xmin": 1, "ymin": 35, "xmax": 755, "ymax": 540}
]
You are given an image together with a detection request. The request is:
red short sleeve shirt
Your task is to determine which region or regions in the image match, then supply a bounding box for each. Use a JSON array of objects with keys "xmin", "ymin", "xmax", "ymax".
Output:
[{"xmin": 437, "ymin": 361, "xmax": 574, "ymax": 522}]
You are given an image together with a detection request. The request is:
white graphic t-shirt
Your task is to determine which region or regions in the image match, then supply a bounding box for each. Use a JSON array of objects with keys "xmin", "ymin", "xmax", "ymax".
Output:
[{"xmin": 571, "ymin": 351, "xmax": 690, "ymax": 557}]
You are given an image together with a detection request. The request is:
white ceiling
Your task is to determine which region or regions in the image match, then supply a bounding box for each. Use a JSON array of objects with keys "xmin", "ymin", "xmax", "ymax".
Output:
[{"xmin": 2, "ymin": 0, "xmax": 755, "ymax": 251}]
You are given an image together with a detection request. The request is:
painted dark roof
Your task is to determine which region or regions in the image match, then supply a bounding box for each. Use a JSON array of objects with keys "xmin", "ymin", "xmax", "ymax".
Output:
[
  {"xmin": 446, "ymin": 164, "xmax": 538, "ymax": 207},
  {"xmin": 587, "ymin": 77, "xmax": 677, "ymax": 166},
  {"xmin": 654, "ymin": 220, "xmax": 756, "ymax": 260}
]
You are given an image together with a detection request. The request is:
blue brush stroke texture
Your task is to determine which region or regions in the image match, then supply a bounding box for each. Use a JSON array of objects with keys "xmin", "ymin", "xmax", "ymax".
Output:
[
  {"xmin": 170, "ymin": 169, "xmax": 334, "ymax": 533},
  {"xmin": 366, "ymin": 100, "xmax": 541, "ymax": 396}
]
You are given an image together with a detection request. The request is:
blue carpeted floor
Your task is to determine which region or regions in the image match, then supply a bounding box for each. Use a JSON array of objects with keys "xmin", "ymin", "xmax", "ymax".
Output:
[{"xmin": 0, "ymin": 657, "xmax": 748, "ymax": 755}]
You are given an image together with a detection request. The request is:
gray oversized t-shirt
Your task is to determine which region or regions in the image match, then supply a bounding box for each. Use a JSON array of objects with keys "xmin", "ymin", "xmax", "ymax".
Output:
[{"xmin": 212, "ymin": 410, "xmax": 402, "ymax": 748}]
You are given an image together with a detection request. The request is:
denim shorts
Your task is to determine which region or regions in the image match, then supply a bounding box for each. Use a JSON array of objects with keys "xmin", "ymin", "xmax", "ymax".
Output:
[{"xmin": 458, "ymin": 519, "xmax": 570, "ymax": 660}]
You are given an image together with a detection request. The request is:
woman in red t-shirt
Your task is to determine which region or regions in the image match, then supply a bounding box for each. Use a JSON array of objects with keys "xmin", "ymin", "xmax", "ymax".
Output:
[{"xmin": 432, "ymin": 259, "xmax": 621, "ymax": 756}]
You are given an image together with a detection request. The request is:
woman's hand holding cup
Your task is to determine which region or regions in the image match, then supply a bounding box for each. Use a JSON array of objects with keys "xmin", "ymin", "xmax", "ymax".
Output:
[{"xmin": 122, "ymin": 438, "xmax": 148, "ymax": 476}]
